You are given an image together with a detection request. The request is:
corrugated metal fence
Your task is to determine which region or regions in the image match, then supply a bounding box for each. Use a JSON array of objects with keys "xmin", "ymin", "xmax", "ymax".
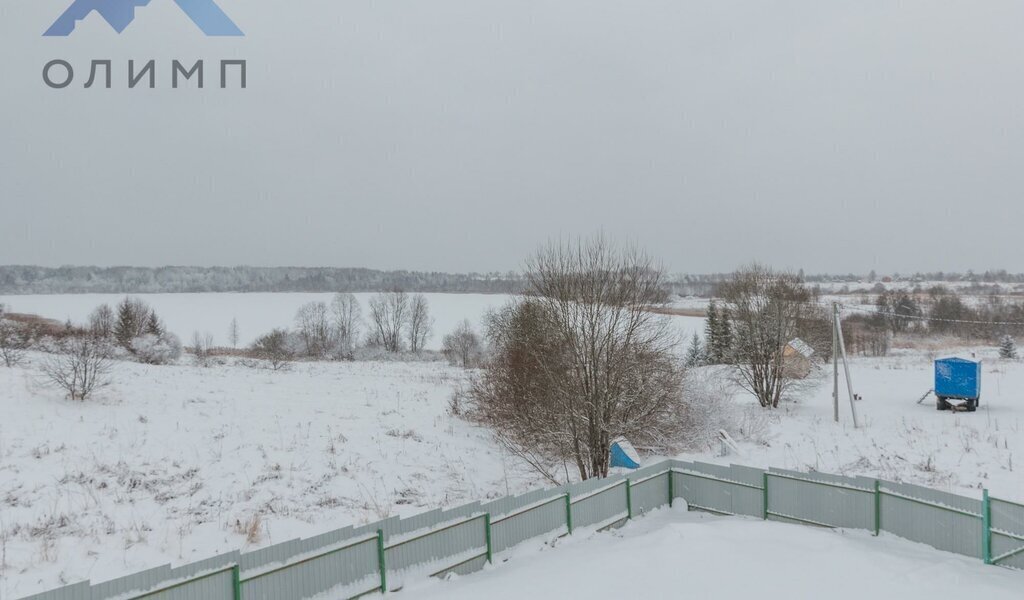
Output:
[{"xmin": 19, "ymin": 461, "xmax": 1022, "ymax": 600}]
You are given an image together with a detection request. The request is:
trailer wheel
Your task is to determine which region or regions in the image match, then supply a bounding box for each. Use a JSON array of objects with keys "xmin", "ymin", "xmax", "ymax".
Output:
[
  {"xmin": 966, "ymin": 400, "xmax": 977, "ymax": 412},
  {"xmin": 936, "ymin": 398, "xmax": 949, "ymax": 411}
]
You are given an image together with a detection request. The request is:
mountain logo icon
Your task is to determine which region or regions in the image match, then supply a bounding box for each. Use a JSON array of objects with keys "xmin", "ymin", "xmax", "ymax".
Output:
[{"xmin": 44, "ymin": 0, "xmax": 243, "ymax": 36}]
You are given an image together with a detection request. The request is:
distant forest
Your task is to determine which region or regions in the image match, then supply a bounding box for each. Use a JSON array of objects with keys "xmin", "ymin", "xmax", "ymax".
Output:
[
  {"xmin": 1, "ymin": 266, "xmax": 1021, "ymax": 296},
  {"xmin": 0, "ymin": 266, "xmax": 730, "ymax": 297},
  {"xmin": 0, "ymin": 266, "xmax": 527, "ymax": 295}
]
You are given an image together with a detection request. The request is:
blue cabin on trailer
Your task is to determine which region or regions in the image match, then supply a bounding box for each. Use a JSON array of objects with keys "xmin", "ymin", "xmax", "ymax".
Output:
[{"xmin": 934, "ymin": 357, "xmax": 981, "ymax": 412}]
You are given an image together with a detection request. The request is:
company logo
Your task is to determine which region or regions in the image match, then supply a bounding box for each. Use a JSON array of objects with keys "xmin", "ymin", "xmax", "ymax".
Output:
[{"xmin": 44, "ymin": 0, "xmax": 244, "ymax": 36}]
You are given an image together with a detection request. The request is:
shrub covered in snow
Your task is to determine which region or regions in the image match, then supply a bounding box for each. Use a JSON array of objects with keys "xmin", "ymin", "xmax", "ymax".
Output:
[{"xmin": 130, "ymin": 333, "xmax": 182, "ymax": 365}]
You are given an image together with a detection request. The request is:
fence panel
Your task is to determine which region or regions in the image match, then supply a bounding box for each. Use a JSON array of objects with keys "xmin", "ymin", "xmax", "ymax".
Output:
[
  {"xmin": 17, "ymin": 583, "xmax": 91, "ymax": 600},
  {"xmin": 991, "ymin": 498, "xmax": 1024, "ymax": 569},
  {"xmin": 672, "ymin": 462, "xmax": 764, "ymax": 518},
  {"xmin": 239, "ymin": 534, "xmax": 378, "ymax": 600},
  {"xmin": 629, "ymin": 469, "xmax": 671, "ymax": 516},
  {"xmin": 384, "ymin": 513, "xmax": 487, "ymax": 589},
  {"xmin": 486, "ymin": 492, "xmax": 567, "ymax": 555},
  {"xmin": 570, "ymin": 478, "xmax": 628, "ymax": 530},
  {"xmin": 766, "ymin": 469, "xmax": 875, "ymax": 530},
  {"xmin": 879, "ymin": 480, "xmax": 983, "ymax": 559}
]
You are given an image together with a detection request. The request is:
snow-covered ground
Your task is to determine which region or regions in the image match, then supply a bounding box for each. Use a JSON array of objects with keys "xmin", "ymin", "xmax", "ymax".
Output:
[
  {"xmin": 0, "ymin": 357, "xmax": 544, "ymax": 598},
  {"xmin": 690, "ymin": 346, "xmax": 1024, "ymax": 503},
  {"xmin": 406, "ymin": 508, "xmax": 1023, "ymax": 599}
]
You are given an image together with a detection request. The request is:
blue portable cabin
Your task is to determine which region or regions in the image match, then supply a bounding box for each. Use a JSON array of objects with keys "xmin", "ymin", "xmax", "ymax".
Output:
[
  {"xmin": 609, "ymin": 437, "xmax": 641, "ymax": 469},
  {"xmin": 934, "ymin": 357, "xmax": 981, "ymax": 411}
]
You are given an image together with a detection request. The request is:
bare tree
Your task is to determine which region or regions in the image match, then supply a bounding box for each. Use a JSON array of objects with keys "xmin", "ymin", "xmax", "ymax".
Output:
[
  {"xmin": 228, "ymin": 318, "xmax": 240, "ymax": 349},
  {"xmin": 295, "ymin": 302, "xmax": 334, "ymax": 358},
  {"xmin": 442, "ymin": 320, "xmax": 483, "ymax": 368},
  {"xmin": 718, "ymin": 264, "xmax": 820, "ymax": 408},
  {"xmin": 88, "ymin": 304, "xmax": 115, "ymax": 339},
  {"xmin": 368, "ymin": 290, "xmax": 409, "ymax": 353},
  {"xmin": 407, "ymin": 294, "xmax": 433, "ymax": 353},
  {"xmin": 0, "ymin": 321, "xmax": 29, "ymax": 367},
  {"xmin": 191, "ymin": 331, "xmax": 216, "ymax": 367},
  {"xmin": 330, "ymin": 293, "xmax": 362, "ymax": 355},
  {"xmin": 252, "ymin": 329, "xmax": 293, "ymax": 370},
  {"xmin": 41, "ymin": 337, "xmax": 113, "ymax": 401},
  {"xmin": 469, "ymin": 235, "xmax": 685, "ymax": 481}
]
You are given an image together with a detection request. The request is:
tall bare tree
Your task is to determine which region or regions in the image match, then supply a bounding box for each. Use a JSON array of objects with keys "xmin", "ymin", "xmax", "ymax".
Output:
[
  {"xmin": 470, "ymin": 236, "xmax": 684, "ymax": 481},
  {"xmin": 408, "ymin": 294, "xmax": 433, "ymax": 353},
  {"xmin": 330, "ymin": 293, "xmax": 362, "ymax": 354},
  {"xmin": 718, "ymin": 264, "xmax": 819, "ymax": 408},
  {"xmin": 368, "ymin": 290, "xmax": 409, "ymax": 353},
  {"xmin": 295, "ymin": 301, "xmax": 334, "ymax": 358},
  {"xmin": 88, "ymin": 304, "xmax": 115, "ymax": 339}
]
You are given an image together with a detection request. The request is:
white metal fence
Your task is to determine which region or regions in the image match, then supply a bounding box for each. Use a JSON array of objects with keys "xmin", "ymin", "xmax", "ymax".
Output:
[{"xmin": 18, "ymin": 460, "xmax": 1024, "ymax": 600}]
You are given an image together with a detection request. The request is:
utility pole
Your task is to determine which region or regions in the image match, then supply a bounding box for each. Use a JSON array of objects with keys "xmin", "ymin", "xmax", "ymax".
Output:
[
  {"xmin": 833, "ymin": 303, "xmax": 839, "ymax": 423},
  {"xmin": 833, "ymin": 302, "xmax": 860, "ymax": 428}
]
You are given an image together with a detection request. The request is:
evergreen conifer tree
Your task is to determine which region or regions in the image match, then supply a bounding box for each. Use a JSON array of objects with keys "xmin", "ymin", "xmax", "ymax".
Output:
[
  {"xmin": 999, "ymin": 334, "xmax": 1018, "ymax": 359},
  {"xmin": 684, "ymin": 332, "xmax": 706, "ymax": 367},
  {"xmin": 705, "ymin": 301, "xmax": 719, "ymax": 363}
]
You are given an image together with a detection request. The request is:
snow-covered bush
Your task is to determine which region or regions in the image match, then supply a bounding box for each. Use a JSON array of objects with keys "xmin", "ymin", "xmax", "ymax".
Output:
[
  {"xmin": 0, "ymin": 320, "xmax": 30, "ymax": 367},
  {"xmin": 130, "ymin": 333, "xmax": 182, "ymax": 365},
  {"xmin": 679, "ymin": 370, "xmax": 740, "ymax": 448},
  {"xmin": 251, "ymin": 329, "xmax": 294, "ymax": 370}
]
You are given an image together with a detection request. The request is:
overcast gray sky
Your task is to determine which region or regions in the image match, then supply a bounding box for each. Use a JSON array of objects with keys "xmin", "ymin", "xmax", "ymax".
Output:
[{"xmin": 2, "ymin": 0, "xmax": 1023, "ymax": 274}]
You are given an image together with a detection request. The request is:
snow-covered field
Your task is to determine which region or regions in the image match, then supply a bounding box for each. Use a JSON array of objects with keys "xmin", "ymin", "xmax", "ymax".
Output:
[
  {"xmin": 407, "ymin": 508, "xmax": 1023, "ymax": 599},
  {"xmin": 2, "ymin": 292, "xmax": 1024, "ymax": 597},
  {"xmin": 0, "ymin": 357, "xmax": 544, "ymax": 598},
  {"xmin": 693, "ymin": 346, "xmax": 1024, "ymax": 503},
  {"xmin": 5, "ymin": 345, "xmax": 1024, "ymax": 597}
]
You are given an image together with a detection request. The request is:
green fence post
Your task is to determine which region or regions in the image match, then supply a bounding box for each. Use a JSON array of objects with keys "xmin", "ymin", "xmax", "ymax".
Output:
[
  {"xmin": 376, "ymin": 529, "xmax": 388, "ymax": 593},
  {"xmin": 626, "ymin": 479, "xmax": 633, "ymax": 519},
  {"xmin": 565, "ymin": 494, "xmax": 573, "ymax": 534},
  {"xmin": 484, "ymin": 513, "xmax": 493, "ymax": 564},
  {"xmin": 668, "ymin": 470, "xmax": 674, "ymax": 508},
  {"xmin": 874, "ymin": 480, "xmax": 881, "ymax": 536},
  {"xmin": 762, "ymin": 472, "xmax": 768, "ymax": 520},
  {"xmin": 983, "ymin": 489, "xmax": 992, "ymax": 565},
  {"xmin": 232, "ymin": 564, "xmax": 242, "ymax": 600}
]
